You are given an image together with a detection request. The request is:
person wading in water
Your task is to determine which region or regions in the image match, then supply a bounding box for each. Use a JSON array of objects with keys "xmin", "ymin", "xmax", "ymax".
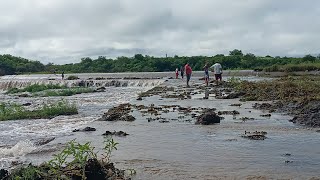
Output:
[{"xmin": 184, "ymin": 63, "xmax": 192, "ymax": 87}]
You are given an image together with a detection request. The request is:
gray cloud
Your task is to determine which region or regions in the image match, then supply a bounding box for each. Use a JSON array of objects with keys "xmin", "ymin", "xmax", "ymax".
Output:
[{"xmin": 0, "ymin": 0, "xmax": 319, "ymax": 64}]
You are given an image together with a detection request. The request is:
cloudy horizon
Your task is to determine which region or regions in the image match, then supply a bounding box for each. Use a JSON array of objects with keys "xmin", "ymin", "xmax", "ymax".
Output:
[{"xmin": 0, "ymin": 0, "xmax": 320, "ymax": 64}]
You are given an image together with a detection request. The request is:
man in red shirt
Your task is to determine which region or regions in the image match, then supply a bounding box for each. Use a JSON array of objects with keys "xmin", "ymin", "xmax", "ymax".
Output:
[{"xmin": 184, "ymin": 63, "xmax": 192, "ymax": 87}]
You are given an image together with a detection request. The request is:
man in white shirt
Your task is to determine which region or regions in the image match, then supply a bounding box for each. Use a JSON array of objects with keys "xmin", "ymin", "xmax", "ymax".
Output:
[{"xmin": 210, "ymin": 63, "xmax": 223, "ymax": 81}]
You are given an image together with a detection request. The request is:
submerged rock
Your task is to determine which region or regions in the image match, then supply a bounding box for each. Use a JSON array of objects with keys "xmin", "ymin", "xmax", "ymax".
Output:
[
  {"xmin": 196, "ymin": 109, "xmax": 221, "ymax": 125},
  {"xmin": 241, "ymin": 131, "xmax": 267, "ymax": 140},
  {"xmin": 95, "ymin": 87, "xmax": 106, "ymax": 92},
  {"xmin": 22, "ymin": 102, "xmax": 32, "ymax": 106},
  {"xmin": 218, "ymin": 110, "xmax": 240, "ymax": 115},
  {"xmin": 73, "ymin": 127, "xmax": 96, "ymax": 132},
  {"xmin": 34, "ymin": 137, "xmax": 55, "ymax": 146},
  {"xmin": 102, "ymin": 131, "xmax": 129, "ymax": 136},
  {"xmin": 260, "ymin": 114, "xmax": 272, "ymax": 117}
]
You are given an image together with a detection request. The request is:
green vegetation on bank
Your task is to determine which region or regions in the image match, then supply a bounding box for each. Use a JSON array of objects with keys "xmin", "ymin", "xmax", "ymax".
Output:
[
  {"xmin": 1, "ymin": 138, "xmax": 128, "ymax": 180},
  {"xmin": 36, "ymin": 88, "xmax": 96, "ymax": 97},
  {"xmin": 6, "ymin": 84, "xmax": 96, "ymax": 97},
  {"xmin": 6, "ymin": 84, "xmax": 67, "ymax": 94},
  {"xmin": 1, "ymin": 50, "xmax": 320, "ymax": 75},
  {"xmin": 0, "ymin": 100, "xmax": 78, "ymax": 121}
]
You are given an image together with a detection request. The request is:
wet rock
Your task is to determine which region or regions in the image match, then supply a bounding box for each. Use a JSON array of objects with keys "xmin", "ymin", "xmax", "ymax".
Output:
[
  {"xmin": 178, "ymin": 107, "xmax": 192, "ymax": 113},
  {"xmin": 229, "ymin": 103, "xmax": 242, "ymax": 107},
  {"xmin": 83, "ymin": 127, "xmax": 96, "ymax": 131},
  {"xmin": 95, "ymin": 87, "xmax": 106, "ymax": 92},
  {"xmin": 136, "ymin": 97, "xmax": 142, "ymax": 100},
  {"xmin": 216, "ymin": 92, "xmax": 245, "ymax": 99},
  {"xmin": 102, "ymin": 131, "xmax": 129, "ymax": 136},
  {"xmin": 69, "ymin": 158, "xmax": 125, "ymax": 180},
  {"xmin": 163, "ymin": 94, "xmax": 185, "ymax": 99},
  {"xmin": 240, "ymin": 117, "xmax": 255, "ymax": 121},
  {"xmin": 241, "ymin": 131, "xmax": 267, "ymax": 140},
  {"xmin": 253, "ymin": 103, "xmax": 273, "ymax": 110},
  {"xmin": 99, "ymin": 103, "xmax": 135, "ymax": 121},
  {"xmin": 159, "ymin": 120, "xmax": 169, "ymax": 123},
  {"xmin": 73, "ymin": 127, "xmax": 96, "ymax": 132},
  {"xmin": 196, "ymin": 109, "xmax": 221, "ymax": 125},
  {"xmin": 289, "ymin": 100, "xmax": 320, "ymax": 127},
  {"xmin": 0, "ymin": 169, "xmax": 8, "ymax": 179},
  {"xmin": 84, "ymin": 158, "xmax": 107, "ymax": 179},
  {"xmin": 218, "ymin": 110, "xmax": 240, "ymax": 115},
  {"xmin": 22, "ymin": 102, "xmax": 32, "ymax": 106},
  {"xmin": 18, "ymin": 93, "xmax": 30, "ymax": 97},
  {"xmin": 283, "ymin": 153, "xmax": 291, "ymax": 156},
  {"xmin": 95, "ymin": 77, "xmax": 106, "ymax": 80},
  {"xmin": 34, "ymin": 137, "xmax": 55, "ymax": 146},
  {"xmin": 260, "ymin": 114, "xmax": 271, "ymax": 117}
]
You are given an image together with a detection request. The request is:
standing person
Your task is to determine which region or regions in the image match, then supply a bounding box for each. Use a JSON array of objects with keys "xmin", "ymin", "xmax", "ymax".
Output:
[
  {"xmin": 185, "ymin": 63, "xmax": 192, "ymax": 87},
  {"xmin": 180, "ymin": 66, "xmax": 184, "ymax": 79},
  {"xmin": 203, "ymin": 63, "xmax": 210, "ymax": 86},
  {"xmin": 61, "ymin": 71, "xmax": 65, "ymax": 80},
  {"xmin": 175, "ymin": 68, "xmax": 179, "ymax": 79},
  {"xmin": 210, "ymin": 62, "xmax": 223, "ymax": 82}
]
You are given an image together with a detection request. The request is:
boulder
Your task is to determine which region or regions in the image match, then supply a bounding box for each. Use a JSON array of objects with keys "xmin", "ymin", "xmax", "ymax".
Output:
[
  {"xmin": 196, "ymin": 110, "xmax": 221, "ymax": 125},
  {"xmin": 0, "ymin": 169, "xmax": 8, "ymax": 179},
  {"xmin": 99, "ymin": 104, "xmax": 135, "ymax": 121}
]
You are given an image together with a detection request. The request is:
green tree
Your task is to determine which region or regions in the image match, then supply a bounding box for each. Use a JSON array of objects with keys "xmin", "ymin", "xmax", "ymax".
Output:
[{"xmin": 229, "ymin": 49, "xmax": 243, "ymax": 56}]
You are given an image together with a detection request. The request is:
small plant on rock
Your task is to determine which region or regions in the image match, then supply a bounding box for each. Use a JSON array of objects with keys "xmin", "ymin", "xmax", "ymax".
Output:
[{"xmin": 102, "ymin": 136, "xmax": 119, "ymax": 163}]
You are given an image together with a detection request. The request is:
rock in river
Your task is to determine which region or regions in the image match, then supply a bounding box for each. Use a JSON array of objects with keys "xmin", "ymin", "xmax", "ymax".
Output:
[
  {"xmin": 99, "ymin": 103, "xmax": 136, "ymax": 121},
  {"xmin": 195, "ymin": 109, "xmax": 221, "ymax": 125},
  {"xmin": 73, "ymin": 126, "xmax": 96, "ymax": 132}
]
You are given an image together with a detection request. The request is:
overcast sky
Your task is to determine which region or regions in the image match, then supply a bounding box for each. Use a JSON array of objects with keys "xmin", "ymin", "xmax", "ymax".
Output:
[{"xmin": 0, "ymin": 0, "xmax": 320, "ymax": 64}]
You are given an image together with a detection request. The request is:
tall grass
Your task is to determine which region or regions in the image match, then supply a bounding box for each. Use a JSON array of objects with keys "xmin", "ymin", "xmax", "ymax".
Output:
[
  {"xmin": 236, "ymin": 76, "xmax": 320, "ymax": 101},
  {"xmin": 264, "ymin": 63, "xmax": 320, "ymax": 72},
  {"xmin": 0, "ymin": 100, "xmax": 78, "ymax": 121},
  {"xmin": 7, "ymin": 84, "xmax": 96, "ymax": 97},
  {"xmin": 35, "ymin": 88, "xmax": 95, "ymax": 97},
  {"xmin": 6, "ymin": 84, "xmax": 67, "ymax": 94}
]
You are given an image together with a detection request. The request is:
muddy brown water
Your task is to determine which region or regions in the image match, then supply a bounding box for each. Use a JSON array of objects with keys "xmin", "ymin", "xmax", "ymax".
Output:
[{"xmin": 0, "ymin": 72, "xmax": 319, "ymax": 179}]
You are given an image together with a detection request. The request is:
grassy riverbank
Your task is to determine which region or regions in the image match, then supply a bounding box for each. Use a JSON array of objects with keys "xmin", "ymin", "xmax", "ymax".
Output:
[
  {"xmin": 6, "ymin": 84, "xmax": 97, "ymax": 97},
  {"xmin": 230, "ymin": 76, "xmax": 320, "ymax": 127},
  {"xmin": 0, "ymin": 100, "xmax": 78, "ymax": 121},
  {"xmin": 233, "ymin": 76, "xmax": 320, "ymax": 101}
]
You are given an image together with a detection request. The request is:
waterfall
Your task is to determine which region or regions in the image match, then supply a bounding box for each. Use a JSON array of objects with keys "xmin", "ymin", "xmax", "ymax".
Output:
[{"xmin": 0, "ymin": 79, "xmax": 165, "ymax": 90}]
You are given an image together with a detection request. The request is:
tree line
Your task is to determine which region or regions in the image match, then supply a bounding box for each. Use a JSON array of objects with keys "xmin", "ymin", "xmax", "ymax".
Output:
[{"xmin": 1, "ymin": 49, "xmax": 320, "ymax": 76}]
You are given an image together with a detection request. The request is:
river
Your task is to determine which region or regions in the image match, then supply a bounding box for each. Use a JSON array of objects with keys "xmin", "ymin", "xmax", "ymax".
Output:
[{"xmin": 0, "ymin": 72, "xmax": 319, "ymax": 179}]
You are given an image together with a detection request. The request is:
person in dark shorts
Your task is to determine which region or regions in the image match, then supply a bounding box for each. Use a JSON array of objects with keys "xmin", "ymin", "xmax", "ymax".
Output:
[
  {"xmin": 203, "ymin": 63, "xmax": 210, "ymax": 86},
  {"xmin": 180, "ymin": 66, "xmax": 184, "ymax": 79},
  {"xmin": 210, "ymin": 63, "xmax": 222, "ymax": 82},
  {"xmin": 184, "ymin": 63, "xmax": 192, "ymax": 87}
]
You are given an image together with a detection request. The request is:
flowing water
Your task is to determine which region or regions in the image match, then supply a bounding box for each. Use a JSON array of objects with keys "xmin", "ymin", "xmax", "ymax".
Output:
[{"xmin": 0, "ymin": 72, "xmax": 319, "ymax": 179}]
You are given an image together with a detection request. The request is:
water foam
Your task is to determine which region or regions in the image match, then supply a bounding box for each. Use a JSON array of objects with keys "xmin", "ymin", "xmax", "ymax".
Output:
[{"xmin": 0, "ymin": 140, "xmax": 36, "ymax": 158}]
